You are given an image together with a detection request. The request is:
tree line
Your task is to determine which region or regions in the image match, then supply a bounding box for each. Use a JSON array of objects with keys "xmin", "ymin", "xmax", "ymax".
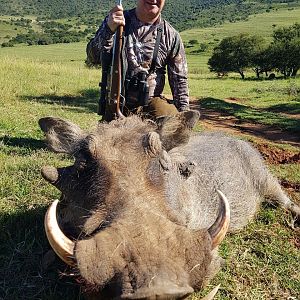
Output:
[
  {"xmin": 208, "ymin": 23, "xmax": 300, "ymax": 79},
  {"xmin": 1, "ymin": 19, "xmax": 96, "ymax": 47}
]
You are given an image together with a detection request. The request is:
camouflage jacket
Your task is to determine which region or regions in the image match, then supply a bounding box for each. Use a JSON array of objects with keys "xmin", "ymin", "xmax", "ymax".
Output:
[{"xmin": 87, "ymin": 9, "xmax": 189, "ymax": 111}]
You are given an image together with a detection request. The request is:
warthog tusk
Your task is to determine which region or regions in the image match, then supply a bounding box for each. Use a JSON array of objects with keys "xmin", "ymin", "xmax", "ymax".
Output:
[
  {"xmin": 208, "ymin": 190, "xmax": 230, "ymax": 249},
  {"xmin": 200, "ymin": 284, "xmax": 221, "ymax": 300},
  {"xmin": 44, "ymin": 200, "xmax": 75, "ymax": 266}
]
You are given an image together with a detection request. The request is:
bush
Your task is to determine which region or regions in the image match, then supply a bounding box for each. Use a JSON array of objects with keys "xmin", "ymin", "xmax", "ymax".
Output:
[
  {"xmin": 2, "ymin": 41, "xmax": 15, "ymax": 47},
  {"xmin": 188, "ymin": 39, "xmax": 198, "ymax": 45}
]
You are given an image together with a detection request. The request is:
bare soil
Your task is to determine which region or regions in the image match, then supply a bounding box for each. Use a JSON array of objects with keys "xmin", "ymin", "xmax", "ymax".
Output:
[
  {"xmin": 254, "ymin": 144, "xmax": 300, "ymax": 164},
  {"xmin": 192, "ymin": 100, "xmax": 300, "ymax": 148}
]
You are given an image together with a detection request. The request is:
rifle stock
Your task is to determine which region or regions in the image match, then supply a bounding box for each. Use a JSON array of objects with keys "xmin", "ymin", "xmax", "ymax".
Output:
[{"xmin": 106, "ymin": 24, "xmax": 125, "ymax": 119}]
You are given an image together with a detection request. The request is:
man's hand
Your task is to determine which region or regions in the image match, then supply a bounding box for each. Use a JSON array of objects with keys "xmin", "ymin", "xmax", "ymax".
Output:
[
  {"xmin": 178, "ymin": 105, "xmax": 190, "ymax": 112},
  {"xmin": 107, "ymin": 5, "xmax": 125, "ymax": 33}
]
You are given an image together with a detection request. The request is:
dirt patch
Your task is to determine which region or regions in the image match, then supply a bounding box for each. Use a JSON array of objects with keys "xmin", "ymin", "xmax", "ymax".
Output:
[
  {"xmin": 254, "ymin": 143, "xmax": 300, "ymax": 164},
  {"xmin": 290, "ymin": 236, "xmax": 300, "ymax": 249},
  {"xmin": 281, "ymin": 179, "xmax": 300, "ymax": 192},
  {"xmin": 280, "ymin": 112, "xmax": 300, "ymax": 120},
  {"xmin": 224, "ymin": 97, "xmax": 248, "ymax": 103},
  {"xmin": 190, "ymin": 100, "xmax": 300, "ymax": 147}
]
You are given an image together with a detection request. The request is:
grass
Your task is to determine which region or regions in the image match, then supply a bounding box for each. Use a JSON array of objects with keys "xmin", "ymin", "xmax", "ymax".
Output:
[
  {"xmin": 196, "ymin": 205, "xmax": 300, "ymax": 300},
  {"xmin": 0, "ymin": 9, "xmax": 300, "ymax": 299},
  {"xmin": 199, "ymin": 98, "xmax": 300, "ymax": 133},
  {"xmin": 270, "ymin": 163, "xmax": 300, "ymax": 183},
  {"xmin": 0, "ymin": 42, "xmax": 88, "ymax": 62},
  {"xmin": 181, "ymin": 6, "xmax": 300, "ymax": 45}
]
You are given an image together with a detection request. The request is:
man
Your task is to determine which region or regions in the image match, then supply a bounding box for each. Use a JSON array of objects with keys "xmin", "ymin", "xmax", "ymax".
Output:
[{"xmin": 87, "ymin": 0, "xmax": 190, "ymax": 121}]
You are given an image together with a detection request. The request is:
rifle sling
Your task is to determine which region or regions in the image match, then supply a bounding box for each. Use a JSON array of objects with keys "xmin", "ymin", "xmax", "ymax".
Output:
[{"xmin": 148, "ymin": 26, "xmax": 163, "ymax": 75}]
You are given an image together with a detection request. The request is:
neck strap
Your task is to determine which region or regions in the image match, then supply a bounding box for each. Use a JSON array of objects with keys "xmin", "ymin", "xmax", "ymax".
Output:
[{"xmin": 148, "ymin": 25, "xmax": 163, "ymax": 75}]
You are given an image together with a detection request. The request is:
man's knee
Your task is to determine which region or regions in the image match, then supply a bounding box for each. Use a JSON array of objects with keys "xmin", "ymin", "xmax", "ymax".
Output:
[{"xmin": 146, "ymin": 97, "xmax": 178, "ymax": 118}]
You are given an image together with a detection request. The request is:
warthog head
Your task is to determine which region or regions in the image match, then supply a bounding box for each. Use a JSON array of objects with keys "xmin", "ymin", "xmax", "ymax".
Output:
[{"xmin": 39, "ymin": 111, "xmax": 229, "ymax": 299}]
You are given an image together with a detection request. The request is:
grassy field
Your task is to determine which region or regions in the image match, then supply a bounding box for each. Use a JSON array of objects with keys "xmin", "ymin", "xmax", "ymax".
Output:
[
  {"xmin": 181, "ymin": 5, "xmax": 300, "ymax": 45},
  {"xmin": 0, "ymin": 9, "xmax": 300, "ymax": 300}
]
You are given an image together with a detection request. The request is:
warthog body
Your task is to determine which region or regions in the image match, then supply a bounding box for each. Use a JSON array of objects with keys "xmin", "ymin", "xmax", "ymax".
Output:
[{"xmin": 39, "ymin": 111, "xmax": 300, "ymax": 299}]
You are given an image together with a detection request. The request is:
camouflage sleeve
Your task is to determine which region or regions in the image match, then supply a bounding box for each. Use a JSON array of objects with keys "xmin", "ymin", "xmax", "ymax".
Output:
[
  {"xmin": 167, "ymin": 33, "xmax": 190, "ymax": 111},
  {"xmin": 86, "ymin": 16, "xmax": 114, "ymax": 65}
]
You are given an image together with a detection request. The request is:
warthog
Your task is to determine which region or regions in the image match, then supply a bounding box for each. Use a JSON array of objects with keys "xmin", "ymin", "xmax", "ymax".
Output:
[{"xmin": 39, "ymin": 111, "xmax": 300, "ymax": 299}]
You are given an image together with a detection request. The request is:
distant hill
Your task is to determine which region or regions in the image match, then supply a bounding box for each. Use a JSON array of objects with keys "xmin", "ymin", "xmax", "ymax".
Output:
[
  {"xmin": 1, "ymin": 0, "xmax": 299, "ymax": 47},
  {"xmin": 0, "ymin": 0, "xmax": 276, "ymax": 31}
]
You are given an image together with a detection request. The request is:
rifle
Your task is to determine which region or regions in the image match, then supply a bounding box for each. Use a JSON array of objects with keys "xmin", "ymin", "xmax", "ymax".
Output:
[{"xmin": 103, "ymin": 0, "xmax": 125, "ymax": 120}]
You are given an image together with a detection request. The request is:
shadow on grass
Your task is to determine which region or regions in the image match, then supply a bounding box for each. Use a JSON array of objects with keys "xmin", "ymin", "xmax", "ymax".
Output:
[
  {"xmin": 0, "ymin": 136, "xmax": 46, "ymax": 156},
  {"xmin": 21, "ymin": 88, "xmax": 99, "ymax": 114},
  {"xmin": 193, "ymin": 76, "xmax": 273, "ymax": 81},
  {"xmin": 0, "ymin": 207, "xmax": 82, "ymax": 300},
  {"xmin": 201, "ymin": 74, "xmax": 300, "ymax": 81},
  {"xmin": 0, "ymin": 136, "xmax": 45, "ymax": 150},
  {"xmin": 200, "ymin": 97, "xmax": 300, "ymax": 134},
  {"xmin": 267, "ymin": 100, "xmax": 300, "ymax": 115}
]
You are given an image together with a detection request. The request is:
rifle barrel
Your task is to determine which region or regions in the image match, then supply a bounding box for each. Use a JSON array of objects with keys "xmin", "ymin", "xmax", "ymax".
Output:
[
  {"xmin": 116, "ymin": 0, "xmax": 124, "ymax": 118},
  {"xmin": 104, "ymin": 0, "xmax": 124, "ymax": 120},
  {"xmin": 108, "ymin": 24, "xmax": 124, "ymax": 118}
]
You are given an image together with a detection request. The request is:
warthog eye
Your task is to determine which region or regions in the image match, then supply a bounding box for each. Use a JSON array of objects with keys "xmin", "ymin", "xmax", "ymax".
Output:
[
  {"xmin": 179, "ymin": 161, "xmax": 197, "ymax": 178},
  {"xmin": 74, "ymin": 158, "xmax": 87, "ymax": 171}
]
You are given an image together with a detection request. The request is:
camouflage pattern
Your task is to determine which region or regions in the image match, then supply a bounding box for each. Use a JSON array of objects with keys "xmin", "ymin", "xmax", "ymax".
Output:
[{"xmin": 87, "ymin": 9, "xmax": 190, "ymax": 111}]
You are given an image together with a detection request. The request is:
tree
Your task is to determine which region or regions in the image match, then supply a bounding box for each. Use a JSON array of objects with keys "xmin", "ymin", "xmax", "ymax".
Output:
[
  {"xmin": 1, "ymin": 41, "xmax": 14, "ymax": 47},
  {"xmin": 207, "ymin": 47, "xmax": 230, "ymax": 77},
  {"xmin": 208, "ymin": 34, "xmax": 263, "ymax": 79},
  {"xmin": 250, "ymin": 44, "xmax": 273, "ymax": 79},
  {"xmin": 268, "ymin": 23, "xmax": 300, "ymax": 78},
  {"xmin": 273, "ymin": 23, "xmax": 300, "ymax": 43}
]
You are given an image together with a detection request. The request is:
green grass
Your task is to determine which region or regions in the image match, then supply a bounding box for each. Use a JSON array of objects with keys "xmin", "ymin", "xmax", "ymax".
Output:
[
  {"xmin": 199, "ymin": 98, "xmax": 300, "ymax": 133},
  {"xmin": 0, "ymin": 41, "xmax": 88, "ymax": 62},
  {"xmin": 0, "ymin": 45, "xmax": 98, "ymax": 298},
  {"xmin": 270, "ymin": 163, "xmax": 300, "ymax": 183},
  {"xmin": 0, "ymin": 15, "xmax": 300, "ymax": 300},
  {"xmin": 195, "ymin": 206, "xmax": 300, "ymax": 300}
]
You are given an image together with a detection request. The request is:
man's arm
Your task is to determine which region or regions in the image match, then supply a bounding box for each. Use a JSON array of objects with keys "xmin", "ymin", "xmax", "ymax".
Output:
[
  {"xmin": 86, "ymin": 5, "xmax": 125, "ymax": 65},
  {"xmin": 167, "ymin": 34, "xmax": 190, "ymax": 111},
  {"xmin": 86, "ymin": 17, "xmax": 115, "ymax": 65}
]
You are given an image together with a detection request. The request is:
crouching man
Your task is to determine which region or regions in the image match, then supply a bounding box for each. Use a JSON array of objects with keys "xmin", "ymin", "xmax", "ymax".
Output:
[{"xmin": 87, "ymin": 0, "xmax": 190, "ymax": 121}]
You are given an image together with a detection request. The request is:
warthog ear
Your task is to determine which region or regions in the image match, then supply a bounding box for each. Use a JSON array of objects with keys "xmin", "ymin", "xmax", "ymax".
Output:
[
  {"xmin": 39, "ymin": 117, "xmax": 85, "ymax": 153},
  {"xmin": 156, "ymin": 110, "xmax": 200, "ymax": 151},
  {"xmin": 144, "ymin": 132, "xmax": 162, "ymax": 157}
]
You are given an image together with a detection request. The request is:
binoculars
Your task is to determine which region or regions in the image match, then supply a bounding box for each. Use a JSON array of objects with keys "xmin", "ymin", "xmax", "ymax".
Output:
[{"xmin": 125, "ymin": 71, "xmax": 150, "ymax": 107}]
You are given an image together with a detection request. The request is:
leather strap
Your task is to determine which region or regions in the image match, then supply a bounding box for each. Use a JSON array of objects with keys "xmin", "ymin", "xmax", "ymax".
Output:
[{"xmin": 148, "ymin": 26, "xmax": 163, "ymax": 75}]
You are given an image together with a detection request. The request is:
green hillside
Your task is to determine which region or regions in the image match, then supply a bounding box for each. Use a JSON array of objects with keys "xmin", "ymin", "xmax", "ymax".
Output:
[
  {"xmin": 0, "ymin": 0, "xmax": 249, "ymax": 27},
  {"xmin": 1, "ymin": 0, "xmax": 300, "ymax": 46},
  {"xmin": 181, "ymin": 5, "xmax": 300, "ymax": 44},
  {"xmin": 1, "ymin": 0, "xmax": 297, "ymax": 33}
]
